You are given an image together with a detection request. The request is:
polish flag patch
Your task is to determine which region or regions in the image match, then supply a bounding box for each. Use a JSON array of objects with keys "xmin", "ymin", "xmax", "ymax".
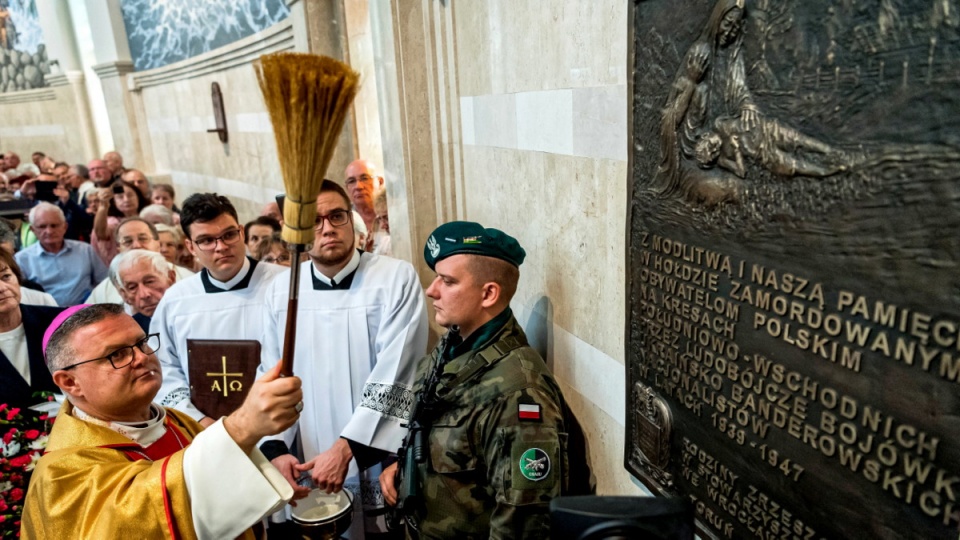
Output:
[{"xmin": 518, "ymin": 403, "xmax": 541, "ymax": 421}]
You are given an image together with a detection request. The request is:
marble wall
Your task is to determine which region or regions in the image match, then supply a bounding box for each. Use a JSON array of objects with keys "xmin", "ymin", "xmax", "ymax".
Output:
[
  {"xmin": 128, "ymin": 15, "xmax": 354, "ymax": 223},
  {"xmin": 120, "ymin": 0, "xmax": 289, "ymax": 71},
  {"xmin": 0, "ymin": 75, "xmax": 93, "ymax": 164},
  {"xmin": 375, "ymin": 0, "xmax": 645, "ymax": 496}
]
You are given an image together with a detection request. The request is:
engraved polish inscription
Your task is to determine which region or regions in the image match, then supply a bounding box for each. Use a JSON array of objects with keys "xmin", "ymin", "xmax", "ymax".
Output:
[{"xmin": 629, "ymin": 2, "xmax": 960, "ymax": 537}]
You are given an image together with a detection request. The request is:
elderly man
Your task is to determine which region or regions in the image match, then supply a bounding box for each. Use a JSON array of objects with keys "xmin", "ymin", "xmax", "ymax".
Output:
[
  {"xmin": 67, "ymin": 164, "xmax": 95, "ymax": 204},
  {"xmin": 4, "ymin": 152, "xmax": 39, "ymax": 178},
  {"xmin": 21, "ymin": 303, "xmax": 300, "ymax": 538},
  {"xmin": 115, "ymin": 249, "xmax": 178, "ymax": 332},
  {"xmin": 86, "ymin": 217, "xmax": 193, "ymax": 305},
  {"xmin": 15, "ymin": 202, "xmax": 107, "ymax": 306},
  {"xmin": 122, "ymin": 168, "xmax": 150, "ymax": 197},
  {"xmin": 344, "ymin": 159, "xmax": 384, "ymax": 248},
  {"xmin": 260, "ymin": 180, "xmax": 428, "ymax": 537},
  {"xmin": 153, "ymin": 193, "xmax": 285, "ymax": 427},
  {"xmin": 103, "ymin": 150, "xmax": 125, "ymax": 180},
  {"xmin": 381, "ymin": 222, "xmax": 570, "ymax": 538},
  {"xmin": 87, "ymin": 159, "xmax": 113, "ymax": 188},
  {"xmin": 17, "ymin": 172, "xmax": 91, "ymax": 242}
]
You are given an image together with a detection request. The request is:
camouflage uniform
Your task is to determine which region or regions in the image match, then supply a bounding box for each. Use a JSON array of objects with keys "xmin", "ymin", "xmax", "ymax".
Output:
[{"xmin": 405, "ymin": 313, "xmax": 568, "ymax": 539}]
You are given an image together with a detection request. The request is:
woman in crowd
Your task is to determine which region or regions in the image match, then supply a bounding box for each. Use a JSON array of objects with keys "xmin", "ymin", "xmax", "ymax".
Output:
[
  {"xmin": 0, "ymin": 250, "xmax": 64, "ymax": 409},
  {"xmin": 91, "ymin": 180, "xmax": 149, "ymax": 264},
  {"xmin": 255, "ymin": 233, "xmax": 294, "ymax": 267},
  {"xmin": 155, "ymin": 223, "xmax": 184, "ymax": 266}
]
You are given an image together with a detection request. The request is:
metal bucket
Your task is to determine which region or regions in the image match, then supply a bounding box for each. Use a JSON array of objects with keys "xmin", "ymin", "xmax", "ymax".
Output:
[{"xmin": 289, "ymin": 488, "xmax": 354, "ymax": 539}]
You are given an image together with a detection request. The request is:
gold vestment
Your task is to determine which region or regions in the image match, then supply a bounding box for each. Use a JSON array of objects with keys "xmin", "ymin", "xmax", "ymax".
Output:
[{"xmin": 21, "ymin": 402, "xmax": 255, "ymax": 540}]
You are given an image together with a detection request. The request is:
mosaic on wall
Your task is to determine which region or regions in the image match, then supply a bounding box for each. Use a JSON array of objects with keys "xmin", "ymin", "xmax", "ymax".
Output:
[
  {"xmin": 0, "ymin": 0, "xmax": 49, "ymax": 93},
  {"xmin": 627, "ymin": 0, "xmax": 960, "ymax": 538},
  {"xmin": 121, "ymin": 0, "xmax": 289, "ymax": 71}
]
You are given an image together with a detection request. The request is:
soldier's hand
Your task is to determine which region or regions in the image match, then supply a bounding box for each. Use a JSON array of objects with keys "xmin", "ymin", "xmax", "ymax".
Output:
[
  {"xmin": 296, "ymin": 438, "xmax": 352, "ymax": 493},
  {"xmin": 224, "ymin": 363, "xmax": 302, "ymax": 453},
  {"xmin": 271, "ymin": 454, "xmax": 311, "ymax": 502},
  {"xmin": 380, "ymin": 462, "xmax": 399, "ymax": 506}
]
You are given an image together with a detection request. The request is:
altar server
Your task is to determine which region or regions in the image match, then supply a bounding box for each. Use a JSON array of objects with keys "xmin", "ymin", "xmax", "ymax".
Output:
[
  {"xmin": 153, "ymin": 193, "xmax": 284, "ymax": 426},
  {"xmin": 259, "ymin": 180, "xmax": 428, "ymax": 537}
]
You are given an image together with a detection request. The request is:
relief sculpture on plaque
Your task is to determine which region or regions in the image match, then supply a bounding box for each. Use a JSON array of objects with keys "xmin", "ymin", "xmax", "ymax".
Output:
[
  {"xmin": 642, "ymin": 0, "xmax": 960, "ymax": 216},
  {"xmin": 628, "ymin": 1, "xmax": 960, "ymax": 539}
]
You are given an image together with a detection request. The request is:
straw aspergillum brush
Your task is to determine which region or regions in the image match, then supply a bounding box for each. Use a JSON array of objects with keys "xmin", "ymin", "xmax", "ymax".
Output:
[{"xmin": 255, "ymin": 52, "xmax": 360, "ymax": 376}]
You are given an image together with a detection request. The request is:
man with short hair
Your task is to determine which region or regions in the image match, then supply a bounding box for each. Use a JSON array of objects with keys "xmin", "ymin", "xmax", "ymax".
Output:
[
  {"xmin": 68, "ymin": 164, "xmax": 95, "ymax": 204},
  {"xmin": 115, "ymin": 249, "xmax": 178, "ymax": 332},
  {"xmin": 260, "ymin": 179, "xmax": 428, "ymax": 537},
  {"xmin": 17, "ymin": 172, "xmax": 91, "ymax": 242},
  {"xmin": 381, "ymin": 221, "xmax": 570, "ymax": 539},
  {"xmin": 4, "ymin": 152, "xmax": 39, "ymax": 178},
  {"xmin": 103, "ymin": 151, "xmax": 125, "ymax": 181},
  {"xmin": 50, "ymin": 161, "xmax": 69, "ymax": 179},
  {"xmin": 87, "ymin": 159, "xmax": 113, "ymax": 187},
  {"xmin": 15, "ymin": 202, "xmax": 107, "ymax": 306},
  {"xmin": 122, "ymin": 168, "xmax": 150, "ymax": 197},
  {"xmin": 86, "ymin": 217, "xmax": 193, "ymax": 305},
  {"xmin": 244, "ymin": 216, "xmax": 281, "ymax": 257},
  {"xmin": 153, "ymin": 193, "xmax": 285, "ymax": 427},
  {"xmin": 21, "ymin": 303, "xmax": 300, "ymax": 538},
  {"xmin": 261, "ymin": 200, "xmax": 284, "ymax": 226},
  {"xmin": 344, "ymin": 159, "xmax": 384, "ymax": 248}
]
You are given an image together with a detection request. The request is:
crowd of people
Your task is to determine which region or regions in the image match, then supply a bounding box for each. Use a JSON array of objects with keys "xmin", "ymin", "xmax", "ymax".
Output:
[{"xmin": 2, "ymin": 149, "xmax": 578, "ymax": 539}]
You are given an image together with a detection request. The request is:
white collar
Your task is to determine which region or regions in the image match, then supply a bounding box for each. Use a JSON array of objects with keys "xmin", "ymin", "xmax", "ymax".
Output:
[
  {"xmin": 207, "ymin": 256, "xmax": 251, "ymax": 290},
  {"xmin": 311, "ymin": 249, "xmax": 361, "ymax": 286},
  {"xmin": 73, "ymin": 403, "xmax": 168, "ymax": 446}
]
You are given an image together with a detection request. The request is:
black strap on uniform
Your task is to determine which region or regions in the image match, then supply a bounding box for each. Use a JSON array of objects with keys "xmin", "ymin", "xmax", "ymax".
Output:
[{"xmin": 435, "ymin": 335, "xmax": 523, "ymax": 395}]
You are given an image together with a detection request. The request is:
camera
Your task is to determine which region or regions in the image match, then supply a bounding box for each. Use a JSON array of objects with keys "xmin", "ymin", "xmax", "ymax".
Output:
[{"xmin": 112, "ymin": 183, "xmax": 125, "ymax": 194}]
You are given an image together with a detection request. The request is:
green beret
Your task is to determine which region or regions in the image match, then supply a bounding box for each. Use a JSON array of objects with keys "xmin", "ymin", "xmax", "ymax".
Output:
[{"xmin": 424, "ymin": 221, "xmax": 526, "ymax": 270}]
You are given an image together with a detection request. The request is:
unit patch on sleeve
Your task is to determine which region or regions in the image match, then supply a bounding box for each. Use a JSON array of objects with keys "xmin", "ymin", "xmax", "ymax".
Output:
[{"xmin": 519, "ymin": 448, "xmax": 550, "ymax": 482}]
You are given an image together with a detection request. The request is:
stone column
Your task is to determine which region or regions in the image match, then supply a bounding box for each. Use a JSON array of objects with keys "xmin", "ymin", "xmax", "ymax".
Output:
[
  {"xmin": 368, "ymin": 0, "xmax": 464, "ymax": 274},
  {"xmin": 285, "ymin": 0, "xmax": 356, "ymax": 181},
  {"xmin": 35, "ymin": 0, "xmax": 99, "ymax": 160},
  {"xmin": 83, "ymin": 0, "xmax": 145, "ymax": 166},
  {"xmin": 343, "ymin": 0, "xmax": 384, "ymax": 168}
]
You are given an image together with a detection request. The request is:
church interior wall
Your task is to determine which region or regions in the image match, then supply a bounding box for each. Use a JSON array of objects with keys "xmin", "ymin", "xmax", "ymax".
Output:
[
  {"xmin": 0, "ymin": 83, "xmax": 88, "ymax": 164},
  {"xmin": 126, "ymin": 15, "xmax": 354, "ymax": 222},
  {"xmin": 373, "ymin": 0, "xmax": 646, "ymax": 496},
  {"xmin": 2, "ymin": 0, "xmax": 650, "ymax": 499}
]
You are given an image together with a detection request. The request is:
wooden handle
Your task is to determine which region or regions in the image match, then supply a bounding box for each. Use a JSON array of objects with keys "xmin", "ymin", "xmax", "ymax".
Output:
[{"xmin": 279, "ymin": 244, "xmax": 305, "ymax": 377}]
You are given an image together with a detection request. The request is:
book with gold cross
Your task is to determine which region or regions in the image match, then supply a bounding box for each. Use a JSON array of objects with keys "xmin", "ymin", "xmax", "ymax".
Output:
[{"xmin": 186, "ymin": 339, "xmax": 260, "ymax": 420}]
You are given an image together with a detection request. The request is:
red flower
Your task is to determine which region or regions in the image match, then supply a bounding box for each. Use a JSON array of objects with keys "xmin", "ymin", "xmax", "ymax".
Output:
[
  {"xmin": 0, "ymin": 514, "xmax": 5, "ymax": 522},
  {"xmin": 22, "ymin": 430, "xmax": 39, "ymax": 441},
  {"xmin": 5, "ymin": 408, "xmax": 19, "ymax": 421},
  {"xmin": 7, "ymin": 489, "xmax": 21, "ymax": 503},
  {"xmin": 0, "ymin": 404, "xmax": 7, "ymax": 412},
  {"xmin": 8, "ymin": 455, "xmax": 31, "ymax": 469},
  {"xmin": 38, "ymin": 414, "xmax": 48, "ymax": 422},
  {"xmin": 1, "ymin": 431, "xmax": 12, "ymax": 444},
  {"xmin": 0, "ymin": 499, "xmax": 7, "ymax": 511}
]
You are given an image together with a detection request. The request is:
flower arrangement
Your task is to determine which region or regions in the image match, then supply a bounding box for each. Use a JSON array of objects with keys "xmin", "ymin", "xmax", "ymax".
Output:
[{"xmin": 0, "ymin": 395, "xmax": 55, "ymax": 538}]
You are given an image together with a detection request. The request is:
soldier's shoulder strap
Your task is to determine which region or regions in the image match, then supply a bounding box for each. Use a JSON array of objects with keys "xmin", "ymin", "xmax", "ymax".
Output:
[{"xmin": 441, "ymin": 335, "xmax": 524, "ymax": 391}]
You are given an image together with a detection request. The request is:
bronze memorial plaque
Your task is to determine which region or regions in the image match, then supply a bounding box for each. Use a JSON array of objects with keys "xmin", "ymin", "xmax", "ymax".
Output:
[{"xmin": 626, "ymin": 1, "xmax": 960, "ymax": 539}]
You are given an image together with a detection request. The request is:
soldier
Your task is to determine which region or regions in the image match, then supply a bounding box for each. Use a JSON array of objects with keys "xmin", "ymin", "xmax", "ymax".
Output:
[{"xmin": 380, "ymin": 221, "xmax": 569, "ymax": 539}]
